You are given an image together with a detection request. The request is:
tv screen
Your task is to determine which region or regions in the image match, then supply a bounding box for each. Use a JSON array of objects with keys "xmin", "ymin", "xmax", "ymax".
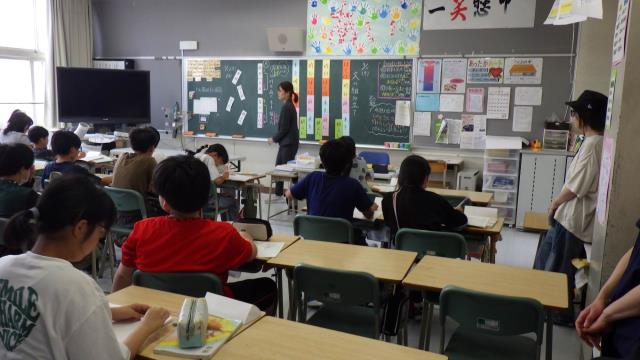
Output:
[{"xmin": 56, "ymin": 67, "xmax": 150, "ymax": 124}]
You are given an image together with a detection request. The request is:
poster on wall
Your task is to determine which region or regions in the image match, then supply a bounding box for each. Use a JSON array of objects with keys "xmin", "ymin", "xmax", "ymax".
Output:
[
  {"xmin": 504, "ymin": 58, "xmax": 543, "ymax": 84},
  {"xmin": 467, "ymin": 58, "xmax": 504, "ymax": 84},
  {"xmin": 423, "ymin": 0, "xmax": 536, "ymax": 30},
  {"xmin": 612, "ymin": 0, "xmax": 630, "ymax": 65},
  {"xmin": 417, "ymin": 59, "xmax": 442, "ymax": 93},
  {"xmin": 596, "ymin": 137, "xmax": 614, "ymax": 224},
  {"xmin": 441, "ymin": 58, "xmax": 467, "ymax": 94},
  {"xmin": 307, "ymin": 0, "xmax": 423, "ymax": 56}
]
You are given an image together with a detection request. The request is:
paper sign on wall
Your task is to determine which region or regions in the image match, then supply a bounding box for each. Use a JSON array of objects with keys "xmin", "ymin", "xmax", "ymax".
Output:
[
  {"xmin": 314, "ymin": 118, "xmax": 323, "ymax": 141},
  {"xmin": 439, "ymin": 94, "xmax": 464, "ymax": 113},
  {"xmin": 612, "ymin": 0, "xmax": 630, "ymax": 65},
  {"xmin": 486, "ymin": 87, "xmax": 511, "ymax": 119},
  {"xmin": 461, "ymin": 114, "xmax": 487, "ymax": 149},
  {"xmin": 193, "ymin": 97, "xmax": 217, "ymax": 115},
  {"xmin": 514, "ymin": 87, "xmax": 543, "ymax": 106},
  {"xmin": 237, "ymin": 85, "xmax": 246, "ymax": 101},
  {"xmin": 512, "ymin": 106, "xmax": 533, "ymax": 132},
  {"xmin": 504, "ymin": 58, "xmax": 543, "ymax": 84},
  {"xmin": 423, "ymin": 0, "xmax": 536, "ymax": 30},
  {"xmin": 226, "ymin": 97, "xmax": 235, "ymax": 112},
  {"xmin": 335, "ymin": 119, "xmax": 343, "ymax": 138},
  {"xmin": 237, "ymin": 110, "xmax": 247, "ymax": 125},
  {"xmin": 467, "ymin": 58, "xmax": 505, "ymax": 84},
  {"xmin": 596, "ymin": 137, "xmax": 614, "ymax": 224},
  {"xmin": 299, "ymin": 117, "xmax": 307, "ymax": 139},
  {"xmin": 441, "ymin": 58, "xmax": 467, "ymax": 94},
  {"xmin": 416, "ymin": 94, "xmax": 440, "ymax": 112},
  {"xmin": 606, "ymin": 68, "xmax": 617, "ymax": 129},
  {"xmin": 465, "ymin": 88, "xmax": 485, "ymax": 113},
  {"xmin": 413, "ymin": 112, "xmax": 431, "ymax": 137},
  {"xmin": 417, "ymin": 59, "xmax": 442, "ymax": 94},
  {"xmin": 232, "ymin": 70, "xmax": 242, "ymax": 85},
  {"xmin": 395, "ymin": 101, "xmax": 411, "ymax": 126}
]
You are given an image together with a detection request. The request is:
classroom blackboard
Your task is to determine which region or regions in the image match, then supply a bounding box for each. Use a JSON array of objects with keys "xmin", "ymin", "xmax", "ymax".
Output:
[{"xmin": 184, "ymin": 58, "xmax": 412, "ymax": 146}]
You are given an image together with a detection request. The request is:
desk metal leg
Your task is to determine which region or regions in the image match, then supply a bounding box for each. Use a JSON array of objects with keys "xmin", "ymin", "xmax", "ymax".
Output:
[
  {"xmin": 256, "ymin": 181, "xmax": 262, "ymax": 219},
  {"xmin": 267, "ymin": 179, "xmax": 274, "ymax": 220},
  {"xmin": 546, "ymin": 311, "xmax": 554, "ymax": 360},
  {"xmin": 489, "ymin": 234, "xmax": 500, "ymax": 264},
  {"xmin": 276, "ymin": 268, "xmax": 284, "ymax": 318},
  {"xmin": 287, "ymin": 273, "xmax": 296, "ymax": 321},
  {"xmin": 418, "ymin": 297, "xmax": 429, "ymax": 350}
]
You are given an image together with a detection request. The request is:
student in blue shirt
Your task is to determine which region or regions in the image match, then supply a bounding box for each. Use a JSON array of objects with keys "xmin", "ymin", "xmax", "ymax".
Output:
[
  {"xmin": 41, "ymin": 130, "xmax": 111, "ymax": 187},
  {"xmin": 576, "ymin": 220, "xmax": 640, "ymax": 358},
  {"xmin": 286, "ymin": 139, "xmax": 378, "ymax": 223}
]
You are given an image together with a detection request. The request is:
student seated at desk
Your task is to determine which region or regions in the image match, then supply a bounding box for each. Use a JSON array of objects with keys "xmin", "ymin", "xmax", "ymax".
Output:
[
  {"xmin": 0, "ymin": 110, "xmax": 32, "ymax": 146},
  {"xmin": 112, "ymin": 127, "xmax": 164, "ymax": 217},
  {"xmin": 191, "ymin": 143, "xmax": 238, "ymax": 221},
  {"xmin": 381, "ymin": 155, "xmax": 467, "ymax": 238},
  {"xmin": 0, "ymin": 144, "xmax": 38, "ymax": 219},
  {"xmin": 111, "ymin": 155, "xmax": 276, "ymax": 314},
  {"xmin": 286, "ymin": 139, "xmax": 378, "ymax": 244},
  {"xmin": 41, "ymin": 130, "xmax": 111, "ymax": 187},
  {"xmin": 340, "ymin": 136, "xmax": 373, "ymax": 191},
  {"xmin": 27, "ymin": 126, "xmax": 55, "ymax": 161},
  {"xmin": 0, "ymin": 176, "xmax": 170, "ymax": 360}
]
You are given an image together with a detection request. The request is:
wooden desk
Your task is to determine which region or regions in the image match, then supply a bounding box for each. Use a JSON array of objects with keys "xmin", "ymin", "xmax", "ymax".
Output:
[
  {"xmin": 369, "ymin": 184, "xmax": 493, "ymax": 207},
  {"xmin": 403, "ymin": 256, "xmax": 567, "ymax": 360},
  {"xmin": 108, "ymin": 286, "xmax": 264, "ymax": 360},
  {"xmin": 523, "ymin": 211, "xmax": 550, "ymax": 265},
  {"xmin": 465, "ymin": 217, "xmax": 505, "ymax": 263},
  {"xmin": 267, "ymin": 239, "xmax": 417, "ymax": 319},
  {"xmin": 216, "ymin": 316, "xmax": 446, "ymax": 360},
  {"xmin": 256, "ymin": 234, "xmax": 301, "ymax": 261}
]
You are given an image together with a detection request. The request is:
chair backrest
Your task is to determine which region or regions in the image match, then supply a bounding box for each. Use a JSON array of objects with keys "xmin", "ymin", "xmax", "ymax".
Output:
[
  {"xmin": 395, "ymin": 228, "xmax": 467, "ymax": 260},
  {"xmin": 358, "ymin": 151, "xmax": 390, "ymax": 166},
  {"xmin": 0, "ymin": 217, "xmax": 8, "ymax": 247},
  {"xmin": 294, "ymin": 215, "xmax": 353, "ymax": 244},
  {"xmin": 439, "ymin": 285, "xmax": 544, "ymax": 345},
  {"xmin": 428, "ymin": 160, "xmax": 447, "ymax": 174},
  {"xmin": 293, "ymin": 263, "xmax": 380, "ymax": 337},
  {"xmin": 132, "ymin": 270, "xmax": 224, "ymax": 297},
  {"xmin": 104, "ymin": 186, "xmax": 148, "ymax": 218}
]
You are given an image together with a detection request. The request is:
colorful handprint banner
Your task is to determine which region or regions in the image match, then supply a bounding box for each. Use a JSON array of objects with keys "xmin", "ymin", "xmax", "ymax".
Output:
[{"xmin": 307, "ymin": 0, "xmax": 423, "ymax": 56}]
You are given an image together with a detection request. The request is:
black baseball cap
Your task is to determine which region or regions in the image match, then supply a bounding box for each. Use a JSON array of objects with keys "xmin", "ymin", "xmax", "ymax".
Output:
[{"xmin": 566, "ymin": 90, "xmax": 608, "ymax": 130}]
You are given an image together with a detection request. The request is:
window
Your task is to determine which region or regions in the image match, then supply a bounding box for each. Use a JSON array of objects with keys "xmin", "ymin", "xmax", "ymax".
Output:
[{"xmin": 0, "ymin": 0, "xmax": 48, "ymax": 125}]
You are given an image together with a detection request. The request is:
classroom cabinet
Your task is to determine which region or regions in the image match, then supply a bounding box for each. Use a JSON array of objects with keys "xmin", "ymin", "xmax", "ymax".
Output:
[
  {"xmin": 516, "ymin": 151, "xmax": 572, "ymax": 228},
  {"xmin": 483, "ymin": 149, "xmax": 520, "ymax": 225}
]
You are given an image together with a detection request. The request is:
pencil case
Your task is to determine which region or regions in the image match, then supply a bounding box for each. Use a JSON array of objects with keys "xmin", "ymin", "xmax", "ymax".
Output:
[{"xmin": 177, "ymin": 298, "xmax": 208, "ymax": 349}]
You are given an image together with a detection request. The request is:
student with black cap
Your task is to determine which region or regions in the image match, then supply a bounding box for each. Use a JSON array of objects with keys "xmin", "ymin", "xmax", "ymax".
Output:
[{"xmin": 534, "ymin": 89, "xmax": 608, "ymax": 325}]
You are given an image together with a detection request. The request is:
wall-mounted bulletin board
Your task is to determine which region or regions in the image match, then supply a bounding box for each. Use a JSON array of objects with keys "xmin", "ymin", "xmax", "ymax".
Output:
[
  {"xmin": 411, "ymin": 54, "xmax": 573, "ymax": 150},
  {"xmin": 183, "ymin": 57, "xmax": 413, "ymax": 146}
]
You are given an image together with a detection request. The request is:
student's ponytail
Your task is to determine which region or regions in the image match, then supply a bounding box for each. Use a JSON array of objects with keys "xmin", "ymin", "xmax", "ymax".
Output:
[
  {"xmin": 4, "ymin": 175, "xmax": 116, "ymax": 251},
  {"xmin": 185, "ymin": 144, "xmax": 209, "ymax": 156},
  {"xmin": 292, "ymin": 91, "xmax": 299, "ymax": 105},
  {"xmin": 3, "ymin": 208, "xmax": 37, "ymax": 252}
]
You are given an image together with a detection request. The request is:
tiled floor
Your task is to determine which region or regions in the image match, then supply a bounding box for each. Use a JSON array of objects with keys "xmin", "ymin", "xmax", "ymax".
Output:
[{"xmin": 98, "ymin": 198, "xmax": 587, "ymax": 360}]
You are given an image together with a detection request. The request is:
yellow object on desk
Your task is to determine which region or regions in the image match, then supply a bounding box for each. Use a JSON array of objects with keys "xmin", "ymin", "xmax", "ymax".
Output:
[{"xmin": 215, "ymin": 316, "xmax": 447, "ymax": 360}]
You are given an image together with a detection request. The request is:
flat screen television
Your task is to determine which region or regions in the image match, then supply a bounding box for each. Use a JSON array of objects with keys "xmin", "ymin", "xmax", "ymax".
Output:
[{"xmin": 56, "ymin": 67, "xmax": 150, "ymax": 124}]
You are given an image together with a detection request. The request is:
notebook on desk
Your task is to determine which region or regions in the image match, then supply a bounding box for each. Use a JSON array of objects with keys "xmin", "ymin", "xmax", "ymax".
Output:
[{"xmin": 464, "ymin": 206, "xmax": 498, "ymax": 228}]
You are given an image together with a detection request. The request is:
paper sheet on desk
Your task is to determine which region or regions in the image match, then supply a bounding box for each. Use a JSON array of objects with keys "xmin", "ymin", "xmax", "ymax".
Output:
[
  {"xmin": 354, "ymin": 197, "xmax": 383, "ymax": 221},
  {"xmin": 109, "ymin": 303, "xmax": 174, "ymax": 343},
  {"xmin": 255, "ymin": 241, "xmax": 285, "ymax": 258},
  {"xmin": 464, "ymin": 206, "xmax": 498, "ymax": 228}
]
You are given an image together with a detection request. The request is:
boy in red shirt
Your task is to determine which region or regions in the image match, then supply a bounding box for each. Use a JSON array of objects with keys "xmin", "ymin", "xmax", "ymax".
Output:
[{"xmin": 112, "ymin": 155, "xmax": 276, "ymax": 314}]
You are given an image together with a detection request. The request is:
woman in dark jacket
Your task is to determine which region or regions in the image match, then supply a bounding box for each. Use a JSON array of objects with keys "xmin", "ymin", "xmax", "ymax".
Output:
[{"xmin": 268, "ymin": 81, "xmax": 299, "ymax": 199}]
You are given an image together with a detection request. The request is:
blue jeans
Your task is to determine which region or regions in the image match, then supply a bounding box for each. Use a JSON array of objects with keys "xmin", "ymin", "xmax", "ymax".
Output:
[{"xmin": 534, "ymin": 220, "xmax": 586, "ymax": 310}]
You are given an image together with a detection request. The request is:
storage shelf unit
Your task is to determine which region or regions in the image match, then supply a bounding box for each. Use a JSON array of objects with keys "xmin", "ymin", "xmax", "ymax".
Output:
[
  {"xmin": 516, "ymin": 150, "xmax": 573, "ymax": 228},
  {"xmin": 483, "ymin": 149, "xmax": 520, "ymax": 225}
]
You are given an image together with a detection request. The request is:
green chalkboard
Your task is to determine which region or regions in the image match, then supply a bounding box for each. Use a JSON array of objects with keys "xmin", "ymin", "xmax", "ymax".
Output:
[{"xmin": 185, "ymin": 58, "xmax": 412, "ymax": 146}]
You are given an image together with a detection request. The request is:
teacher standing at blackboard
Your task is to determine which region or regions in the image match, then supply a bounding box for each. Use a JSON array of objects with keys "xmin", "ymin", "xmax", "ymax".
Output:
[{"xmin": 267, "ymin": 81, "xmax": 299, "ymax": 200}]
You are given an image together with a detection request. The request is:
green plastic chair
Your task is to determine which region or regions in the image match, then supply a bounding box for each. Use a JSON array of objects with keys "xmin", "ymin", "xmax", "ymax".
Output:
[
  {"xmin": 100, "ymin": 187, "xmax": 148, "ymax": 279},
  {"xmin": 133, "ymin": 270, "xmax": 224, "ymax": 297},
  {"xmin": 202, "ymin": 182, "xmax": 230, "ymax": 220},
  {"xmin": 293, "ymin": 263, "xmax": 381, "ymax": 339},
  {"xmin": 439, "ymin": 285, "xmax": 544, "ymax": 360},
  {"xmin": 293, "ymin": 215, "xmax": 354, "ymax": 244},
  {"xmin": 395, "ymin": 228, "xmax": 468, "ymax": 350}
]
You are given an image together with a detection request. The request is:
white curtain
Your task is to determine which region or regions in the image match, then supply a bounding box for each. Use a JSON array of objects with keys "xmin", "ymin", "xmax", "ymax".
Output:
[{"xmin": 45, "ymin": 0, "xmax": 94, "ymax": 128}]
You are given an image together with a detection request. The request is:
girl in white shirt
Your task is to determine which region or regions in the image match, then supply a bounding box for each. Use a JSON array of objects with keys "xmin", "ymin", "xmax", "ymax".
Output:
[
  {"xmin": 0, "ymin": 175, "xmax": 170, "ymax": 360},
  {"xmin": 0, "ymin": 110, "xmax": 33, "ymax": 146},
  {"xmin": 191, "ymin": 144, "xmax": 238, "ymax": 220}
]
